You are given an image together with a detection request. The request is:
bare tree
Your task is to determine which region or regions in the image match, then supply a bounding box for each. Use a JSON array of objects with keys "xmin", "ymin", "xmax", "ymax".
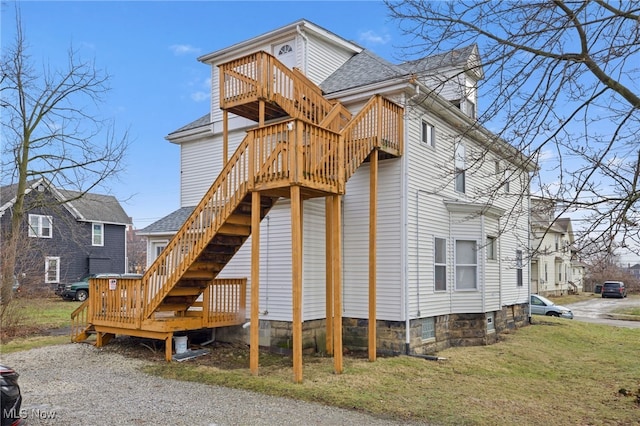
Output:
[
  {"xmin": 0, "ymin": 13, "xmax": 129, "ymax": 303},
  {"xmin": 386, "ymin": 0, "xmax": 640, "ymax": 258}
]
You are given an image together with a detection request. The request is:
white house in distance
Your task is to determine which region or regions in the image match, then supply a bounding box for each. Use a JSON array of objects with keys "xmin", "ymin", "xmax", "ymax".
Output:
[
  {"xmin": 140, "ymin": 19, "xmax": 536, "ymax": 356},
  {"xmin": 530, "ymin": 199, "xmax": 585, "ymax": 296}
]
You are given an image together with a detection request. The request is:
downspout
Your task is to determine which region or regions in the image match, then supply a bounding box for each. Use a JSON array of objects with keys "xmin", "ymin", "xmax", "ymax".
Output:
[
  {"xmin": 402, "ymin": 92, "xmax": 412, "ymax": 355},
  {"xmin": 296, "ymin": 24, "xmax": 308, "ymax": 74},
  {"xmin": 481, "ymin": 215, "xmax": 486, "ymax": 314},
  {"xmin": 527, "ymin": 175, "xmax": 532, "ymax": 323}
]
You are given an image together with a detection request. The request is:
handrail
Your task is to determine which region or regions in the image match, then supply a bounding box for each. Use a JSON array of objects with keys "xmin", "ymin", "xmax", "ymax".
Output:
[
  {"xmin": 220, "ymin": 51, "xmax": 335, "ymax": 126},
  {"xmin": 70, "ymin": 300, "xmax": 89, "ymax": 342},
  {"xmin": 341, "ymin": 95, "xmax": 404, "ymax": 180},
  {"xmin": 142, "ymin": 136, "xmax": 252, "ymax": 318}
]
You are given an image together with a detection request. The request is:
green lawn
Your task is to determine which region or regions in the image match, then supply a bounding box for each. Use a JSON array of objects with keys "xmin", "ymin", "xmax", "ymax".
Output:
[{"xmin": 3, "ymin": 297, "xmax": 639, "ymax": 425}]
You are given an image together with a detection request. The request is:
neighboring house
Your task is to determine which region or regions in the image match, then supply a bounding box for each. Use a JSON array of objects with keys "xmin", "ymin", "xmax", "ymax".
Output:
[
  {"xmin": 0, "ymin": 178, "xmax": 131, "ymax": 290},
  {"xmin": 530, "ymin": 199, "xmax": 584, "ymax": 296},
  {"xmin": 627, "ymin": 263, "xmax": 640, "ymax": 280},
  {"xmin": 139, "ymin": 19, "xmax": 535, "ymax": 356}
]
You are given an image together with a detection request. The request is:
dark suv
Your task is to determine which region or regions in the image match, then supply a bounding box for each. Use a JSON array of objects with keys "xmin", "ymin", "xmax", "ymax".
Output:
[{"xmin": 601, "ymin": 281, "xmax": 627, "ymax": 298}]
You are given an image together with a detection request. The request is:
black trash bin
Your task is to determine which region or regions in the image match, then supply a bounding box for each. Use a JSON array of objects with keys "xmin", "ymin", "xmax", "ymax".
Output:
[{"xmin": 594, "ymin": 284, "xmax": 602, "ymax": 294}]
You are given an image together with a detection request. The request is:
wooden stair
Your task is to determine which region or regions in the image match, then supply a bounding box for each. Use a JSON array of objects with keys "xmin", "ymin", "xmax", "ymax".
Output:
[{"xmin": 72, "ymin": 50, "xmax": 403, "ymax": 356}]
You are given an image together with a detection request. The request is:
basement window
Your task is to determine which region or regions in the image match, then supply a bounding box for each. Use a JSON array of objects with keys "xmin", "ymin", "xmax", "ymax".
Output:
[{"xmin": 421, "ymin": 317, "xmax": 435, "ymax": 340}]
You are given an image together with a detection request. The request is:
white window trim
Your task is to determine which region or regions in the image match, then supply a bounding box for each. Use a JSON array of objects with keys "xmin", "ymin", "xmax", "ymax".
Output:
[
  {"xmin": 45, "ymin": 256, "xmax": 60, "ymax": 283},
  {"xmin": 487, "ymin": 236, "xmax": 497, "ymax": 261},
  {"xmin": 434, "ymin": 236, "xmax": 447, "ymax": 292},
  {"xmin": 421, "ymin": 120, "xmax": 435, "ymax": 148},
  {"xmin": 454, "ymin": 239, "xmax": 478, "ymax": 291},
  {"xmin": 455, "ymin": 143, "xmax": 466, "ymax": 194},
  {"xmin": 92, "ymin": 222, "xmax": 104, "ymax": 246},
  {"xmin": 28, "ymin": 214, "xmax": 53, "ymax": 238}
]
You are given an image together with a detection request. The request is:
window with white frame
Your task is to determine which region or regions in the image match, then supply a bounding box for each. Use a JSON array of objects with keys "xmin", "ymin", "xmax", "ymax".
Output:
[
  {"xmin": 503, "ymin": 170, "xmax": 510, "ymax": 193},
  {"xmin": 455, "ymin": 240, "xmax": 477, "ymax": 290},
  {"xmin": 434, "ymin": 237, "xmax": 447, "ymax": 291},
  {"xmin": 466, "ymin": 99, "xmax": 476, "ymax": 119},
  {"xmin": 45, "ymin": 256, "xmax": 60, "ymax": 283},
  {"xmin": 92, "ymin": 223, "xmax": 104, "ymax": 246},
  {"xmin": 516, "ymin": 250, "xmax": 523, "ymax": 287},
  {"xmin": 421, "ymin": 120, "xmax": 435, "ymax": 147},
  {"xmin": 487, "ymin": 236, "xmax": 497, "ymax": 260},
  {"xmin": 28, "ymin": 214, "xmax": 52, "ymax": 238},
  {"xmin": 421, "ymin": 317, "xmax": 435, "ymax": 340},
  {"xmin": 455, "ymin": 143, "xmax": 466, "ymax": 193}
]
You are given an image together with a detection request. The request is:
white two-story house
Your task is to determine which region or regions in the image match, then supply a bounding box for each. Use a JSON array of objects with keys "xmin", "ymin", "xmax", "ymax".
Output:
[
  {"xmin": 530, "ymin": 199, "xmax": 584, "ymax": 295},
  {"xmin": 140, "ymin": 19, "xmax": 535, "ymax": 356}
]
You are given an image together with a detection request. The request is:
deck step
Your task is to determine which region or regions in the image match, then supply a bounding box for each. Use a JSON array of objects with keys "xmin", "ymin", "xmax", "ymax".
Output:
[
  {"xmin": 182, "ymin": 270, "xmax": 215, "ymax": 280},
  {"xmin": 156, "ymin": 303, "xmax": 190, "ymax": 312},
  {"xmin": 168, "ymin": 287, "xmax": 203, "ymax": 297}
]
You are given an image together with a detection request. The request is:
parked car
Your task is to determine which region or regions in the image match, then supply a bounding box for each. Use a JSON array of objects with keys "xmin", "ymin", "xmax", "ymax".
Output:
[
  {"xmin": 60, "ymin": 273, "xmax": 143, "ymax": 302},
  {"xmin": 530, "ymin": 294, "xmax": 574, "ymax": 319},
  {"xmin": 0, "ymin": 364, "xmax": 24, "ymax": 426},
  {"xmin": 601, "ymin": 281, "xmax": 627, "ymax": 298},
  {"xmin": 60, "ymin": 275, "xmax": 93, "ymax": 301}
]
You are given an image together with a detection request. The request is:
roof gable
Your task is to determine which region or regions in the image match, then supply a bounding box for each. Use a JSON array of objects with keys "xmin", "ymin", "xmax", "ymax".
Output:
[{"xmin": 0, "ymin": 179, "xmax": 130, "ymax": 225}]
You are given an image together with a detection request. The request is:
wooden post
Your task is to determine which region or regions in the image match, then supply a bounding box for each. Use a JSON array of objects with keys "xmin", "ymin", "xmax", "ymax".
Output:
[
  {"xmin": 291, "ymin": 185, "xmax": 303, "ymax": 383},
  {"xmin": 223, "ymin": 110, "xmax": 229, "ymax": 166},
  {"xmin": 250, "ymin": 191, "xmax": 261, "ymax": 375},
  {"xmin": 369, "ymin": 151, "xmax": 378, "ymax": 361},
  {"xmin": 259, "ymin": 100, "xmax": 265, "ymax": 127},
  {"xmin": 165, "ymin": 333, "xmax": 173, "ymax": 362},
  {"xmin": 325, "ymin": 197, "xmax": 333, "ymax": 355},
  {"xmin": 332, "ymin": 195, "xmax": 343, "ymax": 374}
]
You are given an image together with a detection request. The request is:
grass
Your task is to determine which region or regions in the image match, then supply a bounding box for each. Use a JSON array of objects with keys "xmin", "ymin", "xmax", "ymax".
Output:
[
  {"xmin": 0, "ymin": 296, "xmax": 80, "ymax": 344},
  {"xmin": 3, "ymin": 297, "xmax": 640, "ymax": 425},
  {"xmin": 142, "ymin": 317, "xmax": 640, "ymax": 426}
]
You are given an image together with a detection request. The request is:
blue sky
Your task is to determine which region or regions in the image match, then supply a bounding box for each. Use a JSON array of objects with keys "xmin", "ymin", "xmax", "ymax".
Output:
[{"xmin": 1, "ymin": 0, "xmax": 402, "ymax": 229}]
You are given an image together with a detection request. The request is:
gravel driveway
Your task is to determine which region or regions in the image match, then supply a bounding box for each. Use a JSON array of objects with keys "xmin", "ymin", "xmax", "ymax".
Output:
[{"xmin": 1, "ymin": 344, "xmax": 418, "ymax": 425}]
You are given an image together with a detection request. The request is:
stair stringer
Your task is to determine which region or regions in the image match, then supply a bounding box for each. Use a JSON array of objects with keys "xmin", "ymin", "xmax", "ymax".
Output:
[{"xmin": 141, "ymin": 135, "xmax": 255, "ymax": 318}]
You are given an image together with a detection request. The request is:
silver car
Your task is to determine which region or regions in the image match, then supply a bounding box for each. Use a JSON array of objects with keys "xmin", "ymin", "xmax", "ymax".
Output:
[{"xmin": 530, "ymin": 294, "xmax": 574, "ymax": 319}]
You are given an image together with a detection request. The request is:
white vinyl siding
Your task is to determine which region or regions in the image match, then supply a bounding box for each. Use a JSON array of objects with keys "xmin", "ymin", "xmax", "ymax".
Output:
[
  {"xmin": 218, "ymin": 198, "xmax": 326, "ymax": 322},
  {"xmin": 180, "ymin": 131, "xmax": 246, "ymax": 207},
  {"xmin": 343, "ymin": 158, "xmax": 403, "ymax": 321}
]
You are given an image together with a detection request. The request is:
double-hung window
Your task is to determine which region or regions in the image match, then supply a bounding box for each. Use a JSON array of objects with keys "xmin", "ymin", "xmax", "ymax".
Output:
[
  {"xmin": 421, "ymin": 121, "xmax": 435, "ymax": 147},
  {"xmin": 45, "ymin": 256, "xmax": 60, "ymax": 283},
  {"xmin": 92, "ymin": 223, "xmax": 104, "ymax": 246},
  {"xmin": 455, "ymin": 144, "xmax": 466, "ymax": 193},
  {"xmin": 434, "ymin": 237, "xmax": 447, "ymax": 291},
  {"xmin": 455, "ymin": 240, "xmax": 477, "ymax": 290},
  {"xmin": 516, "ymin": 250, "xmax": 523, "ymax": 287},
  {"xmin": 28, "ymin": 214, "xmax": 52, "ymax": 238},
  {"xmin": 487, "ymin": 236, "xmax": 497, "ymax": 261}
]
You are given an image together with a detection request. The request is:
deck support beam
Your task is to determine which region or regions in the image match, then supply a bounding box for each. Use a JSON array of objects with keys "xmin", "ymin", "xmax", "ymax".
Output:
[
  {"xmin": 250, "ymin": 191, "xmax": 261, "ymax": 375},
  {"xmin": 223, "ymin": 110, "xmax": 229, "ymax": 166},
  {"xmin": 325, "ymin": 197, "xmax": 333, "ymax": 355},
  {"xmin": 291, "ymin": 185, "xmax": 303, "ymax": 383},
  {"xmin": 369, "ymin": 150, "xmax": 378, "ymax": 361},
  {"xmin": 331, "ymin": 194, "xmax": 343, "ymax": 374}
]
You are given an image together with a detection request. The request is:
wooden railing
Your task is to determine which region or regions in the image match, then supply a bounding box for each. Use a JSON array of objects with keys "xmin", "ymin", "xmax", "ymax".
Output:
[
  {"xmin": 341, "ymin": 95, "xmax": 404, "ymax": 180},
  {"xmin": 203, "ymin": 278, "xmax": 247, "ymax": 327},
  {"xmin": 219, "ymin": 51, "xmax": 335, "ymax": 126},
  {"xmin": 90, "ymin": 277, "xmax": 145, "ymax": 328},
  {"xmin": 70, "ymin": 300, "xmax": 90, "ymax": 342},
  {"xmin": 251, "ymin": 119, "xmax": 344, "ymax": 193},
  {"xmin": 142, "ymin": 136, "xmax": 252, "ymax": 318}
]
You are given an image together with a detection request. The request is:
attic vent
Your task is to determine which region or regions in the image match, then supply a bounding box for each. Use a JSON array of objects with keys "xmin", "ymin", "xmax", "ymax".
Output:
[
  {"xmin": 278, "ymin": 44, "xmax": 293, "ymax": 55},
  {"xmin": 37, "ymin": 184, "xmax": 45, "ymax": 192}
]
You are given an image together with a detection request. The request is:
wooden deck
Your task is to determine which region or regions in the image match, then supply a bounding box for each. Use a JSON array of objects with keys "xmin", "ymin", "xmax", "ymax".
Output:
[{"xmin": 72, "ymin": 50, "xmax": 404, "ymax": 377}]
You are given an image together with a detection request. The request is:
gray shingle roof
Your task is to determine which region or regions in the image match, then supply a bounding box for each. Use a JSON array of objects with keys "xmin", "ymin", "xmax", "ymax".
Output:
[
  {"xmin": 57, "ymin": 189, "xmax": 131, "ymax": 225},
  {"xmin": 320, "ymin": 50, "xmax": 410, "ymax": 95},
  {"xmin": 137, "ymin": 206, "xmax": 195, "ymax": 234},
  {"xmin": 398, "ymin": 45, "xmax": 477, "ymax": 74},
  {"xmin": 167, "ymin": 113, "xmax": 211, "ymax": 137},
  {"xmin": 0, "ymin": 179, "xmax": 130, "ymax": 225}
]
